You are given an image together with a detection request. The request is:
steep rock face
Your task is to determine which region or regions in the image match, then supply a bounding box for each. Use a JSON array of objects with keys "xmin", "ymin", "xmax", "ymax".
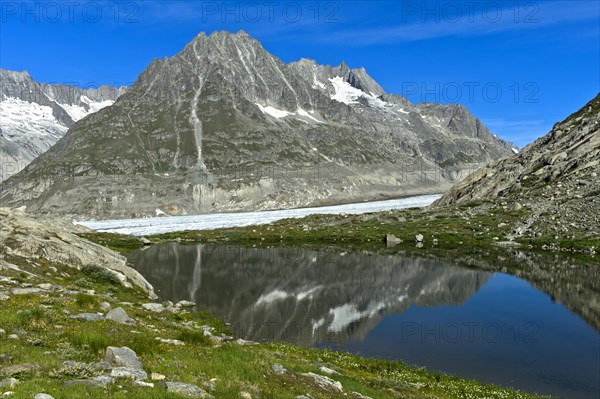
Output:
[
  {"xmin": 0, "ymin": 69, "xmax": 126, "ymax": 181},
  {"xmin": 435, "ymin": 94, "xmax": 600, "ymax": 239},
  {"xmin": 1, "ymin": 31, "xmax": 513, "ymax": 218}
]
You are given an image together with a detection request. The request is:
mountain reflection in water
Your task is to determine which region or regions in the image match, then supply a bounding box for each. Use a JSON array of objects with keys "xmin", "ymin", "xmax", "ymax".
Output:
[
  {"xmin": 128, "ymin": 243, "xmax": 490, "ymax": 344},
  {"xmin": 128, "ymin": 243, "xmax": 600, "ymax": 398}
]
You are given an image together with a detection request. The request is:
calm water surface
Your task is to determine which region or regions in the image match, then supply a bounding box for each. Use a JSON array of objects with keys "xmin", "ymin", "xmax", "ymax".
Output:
[{"xmin": 128, "ymin": 244, "xmax": 600, "ymax": 398}]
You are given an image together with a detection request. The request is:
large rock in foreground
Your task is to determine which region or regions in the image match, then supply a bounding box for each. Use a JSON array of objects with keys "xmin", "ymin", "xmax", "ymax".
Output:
[{"xmin": 0, "ymin": 208, "xmax": 155, "ymax": 297}]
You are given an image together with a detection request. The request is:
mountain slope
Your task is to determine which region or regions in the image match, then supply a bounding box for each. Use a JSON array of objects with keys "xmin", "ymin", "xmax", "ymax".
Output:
[
  {"xmin": 0, "ymin": 31, "xmax": 513, "ymax": 218},
  {"xmin": 435, "ymin": 93, "xmax": 600, "ymax": 239},
  {"xmin": 0, "ymin": 69, "xmax": 126, "ymax": 181}
]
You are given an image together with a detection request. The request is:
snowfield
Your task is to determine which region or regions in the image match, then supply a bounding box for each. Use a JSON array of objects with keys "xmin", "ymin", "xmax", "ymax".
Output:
[{"xmin": 77, "ymin": 194, "xmax": 441, "ymax": 236}]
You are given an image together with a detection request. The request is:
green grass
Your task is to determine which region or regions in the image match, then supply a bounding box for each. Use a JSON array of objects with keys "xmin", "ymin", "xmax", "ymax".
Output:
[
  {"xmin": 0, "ymin": 251, "xmax": 546, "ymax": 399},
  {"xmin": 176, "ymin": 330, "xmax": 213, "ymax": 346},
  {"xmin": 147, "ymin": 205, "xmax": 529, "ymax": 254},
  {"xmin": 74, "ymin": 293, "xmax": 98, "ymax": 308},
  {"xmin": 78, "ymin": 231, "xmax": 144, "ymax": 253},
  {"xmin": 69, "ymin": 331, "xmax": 111, "ymax": 353},
  {"xmin": 80, "ymin": 199, "xmax": 598, "ymax": 259}
]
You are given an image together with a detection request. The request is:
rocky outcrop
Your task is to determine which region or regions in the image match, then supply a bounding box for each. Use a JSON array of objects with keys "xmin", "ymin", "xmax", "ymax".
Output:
[
  {"xmin": 0, "ymin": 208, "xmax": 155, "ymax": 297},
  {"xmin": 0, "ymin": 69, "xmax": 126, "ymax": 181},
  {"xmin": 435, "ymin": 93, "xmax": 600, "ymax": 240},
  {"xmin": 0, "ymin": 31, "xmax": 513, "ymax": 218}
]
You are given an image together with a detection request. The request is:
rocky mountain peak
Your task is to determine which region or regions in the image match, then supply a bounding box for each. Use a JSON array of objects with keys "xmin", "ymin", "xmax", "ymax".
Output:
[{"xmin": 0, "ymin": 31, "xmax": 514, "ymax": 218}]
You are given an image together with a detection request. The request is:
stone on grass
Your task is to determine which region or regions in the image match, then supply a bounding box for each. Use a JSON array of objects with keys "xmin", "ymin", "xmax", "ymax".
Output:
[
  {"xmin": 134, "ymin": 380, "xmax": 154, "ymax": 388},
  {"xmin": 351, "ymin": 392, "xmax": 373, "ymax": 399},
  {"xmin": 234, "ymin": 339, "xmax": 258, "ymax": 346},
  {"xmin": 384, "ymin": 234, "xmax": 402, "ymax": 247},
  {"xmin": 91, "ymin": 375, "xmax": 116, "ymax": 387},
  {"xmin": 0, "ymin": 378, "xmax": 18, "ymax": 389},
  {"xmin": 164, "ymin": 381, "xmax": 211, "ymax": 398},
  {"xmin": 110, "ymin": 367, "xmax": 147, "ymax": 381},
  {"xmin": 155, "ymin": 337, "xmax": 185, "ymax": 346},
  {"xmin": 150, "ymin": 372, "xmax": 166, "ymax": 381},
  {"xmin": 318, "ymin": 366, "xmax": 339, "ymax": 375},
  {"xmin": 11, "ymin": 288, "xmax": 48, "ymax": 296},
  {"xmin": 415, "ymin": 234, "xmax": 424, "ymax": 243},
  {"xmin": 142, "ymin": 303, "xmax": 164, "ymax": 313},
  {"xmin": 103, "ymin": 347, "xmax": 143, "ymax": 370},
  {"xmin": 176, "ymin": 300, "xmax": 196, "ymax": 307},
  {"xmin": 301, "ymin": 372, "xmax": 343, "ymax": 393},
  {"xmin": 33, "ymin": 394, "xmax": 55, "ymax": 399},
  {"xmin": 271, "ymin": 363, "xmax": 287, "ymax": 375},
  {"xmin": 105, "ymin": 307, "xmax": 135, "ymax": 325},
  {"xmin": 99, "ymin": 302, "xmax": 112, "ymax": 312}
]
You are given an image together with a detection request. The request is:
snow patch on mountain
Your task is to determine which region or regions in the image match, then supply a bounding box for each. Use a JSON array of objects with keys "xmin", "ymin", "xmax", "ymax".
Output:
[
  {"xmin": 59, "ymin": 96, "xmax": 114, "ymax": 121},
  {"xmin": 296, "ymin": 108, "xmax": 324, "ymax": 123},
  {"xmin": 256, "ymin": 103, "xmax": 290, "ymax": 118},
  {"xmin": 329, "ymin": 76, "xmax": 387, "ymax": 108},
  {"xmin": 0, "ymin": 68, "xmax": 125, "ymax": 182},
  {"xmin": 0, "ymin": 97, "xmax": 67, "ymax": 140},
  {"xmin": 256, "ymin": 104, "xmax": 324, "ymax": 123}
]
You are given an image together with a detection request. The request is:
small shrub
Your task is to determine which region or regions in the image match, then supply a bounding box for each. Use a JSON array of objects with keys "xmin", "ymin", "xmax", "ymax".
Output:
[
  {"xmin": 55, "ymin": 342, "xmax": 87, "ymax": 360},
  {"xmin": 81, "ymin": 265, "xmax": 121, "ymax": 286}
]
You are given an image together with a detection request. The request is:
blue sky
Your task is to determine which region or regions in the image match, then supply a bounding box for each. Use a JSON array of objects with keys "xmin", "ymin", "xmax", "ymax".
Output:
[{"xmin": 1, "ymin": 0, "xmax": 598, "ymax": 147}]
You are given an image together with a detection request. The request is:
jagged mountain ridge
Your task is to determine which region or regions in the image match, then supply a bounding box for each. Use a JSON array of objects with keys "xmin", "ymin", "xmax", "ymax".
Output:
[
  {"xmin": 1, "ymin": 30, "xmax": 514, "ymax": 218},
  {"xmin": 0, "ymin": 69, "xmax": 126, "ymax": 181}
]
